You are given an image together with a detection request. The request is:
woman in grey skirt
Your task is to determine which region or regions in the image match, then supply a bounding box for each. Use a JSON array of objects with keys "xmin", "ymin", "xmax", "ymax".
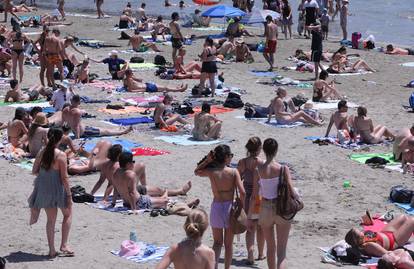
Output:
[{"xmin": 28, "ymin": 127, "xmax": 73, "ymax": 258}]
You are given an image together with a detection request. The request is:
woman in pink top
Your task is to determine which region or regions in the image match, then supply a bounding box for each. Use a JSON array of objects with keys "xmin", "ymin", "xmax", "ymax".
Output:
[{"xmin": 247, "ymin": 138, "xmax": 296, "ymax": 269}]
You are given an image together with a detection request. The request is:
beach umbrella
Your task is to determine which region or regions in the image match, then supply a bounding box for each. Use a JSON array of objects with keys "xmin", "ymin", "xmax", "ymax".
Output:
[
  {"xmin": 201, "ymin": 5, "xmax": 246, "ymax": 18},
  {"xmin": 240, "ymin": 9, "xmax": 280, "ymax": 24},
  {"xmin": 192, "ymin": 0, "xmax": 221, "ymax": 6}
]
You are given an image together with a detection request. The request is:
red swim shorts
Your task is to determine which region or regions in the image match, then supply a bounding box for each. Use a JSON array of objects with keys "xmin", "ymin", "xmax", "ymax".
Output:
[{"xmin": 265, "ymin": 40, "xmax": 277, "ymax": 54}]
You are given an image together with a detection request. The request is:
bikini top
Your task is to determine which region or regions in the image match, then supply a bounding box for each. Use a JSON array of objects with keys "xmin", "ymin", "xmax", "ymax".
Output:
[
  {"xmin": 363, "ymin": 231, "xmax": 396, "ymax": 251},
  {"xmin": 257, "ymin": 168, "xmax": 280, "ymax": 199}
]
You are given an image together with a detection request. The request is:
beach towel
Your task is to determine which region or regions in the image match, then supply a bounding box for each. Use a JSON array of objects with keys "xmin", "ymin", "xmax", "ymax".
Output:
[
  {"xmin": 394, "ymin": 202, "xmax": 414, "ymax": 215},
  {"xmin": 86, "ymin": 81, "xmax": 120, "ymax": 90},
  {"xmin": 107, "ymin": 117, "xmax": 154, "ymax": 126},
  {"xmin": 236, "ymin": 116, "xmax": 305, "ymax": 128},
  {"xmin": 41, "ymin": 107, "xmax": 56, "ymax": 114},
  {"xmin": 7, "ymin": 101, "xmax": 50, "ymax": 108},
  {"xmin": 19, "ymin": 15, "xmax": 41, "ymax": 21},
  {"xmin": 24, "ymin": 32, "xmax": 42, "ymax": 36},
  {"xmin": 111, "ymin": 241, "xmax": 168, "ymax": 263},
  {"xmin": 154, "ymin": 135, "xmax": 228, "ymax": 146},
  {"xmin": 349, "ymin": 153, "xmax": 398, "ymax": 165},
  {"xmin": 119, "ymin": 49, "xmax": 157, "ymax": 55},
  {"xmin": 131, "ymin": 147, "xmax": 170, "ymax": 156},
  {"xmin": 401, "ymin": 62, "xmax": 414, "ymax": 67},
  {"xmin": 80, "ymin": 96, "xmax": 111, "ymax": 104},
  {"xmin": 191, "ymin": 26, "xmax": 223, "ymax": 31},
  {"xmin": 121, "ymin": 63, "xmax": 158, "ymax": 70},
  {"xmin": 311, "ymin": 101, "xmax": 358, "ymax": 110},
  {"xmin": 121, "ymin": 96, "xmax": 164, "ymax": 106},
  {"xmin": 77, "ymin": 39, "xmax": 105, "ymax": 48},
  {"xmin": 192, "ymin": 106, "xmax": 234, "ymax": 115},
  {"xmin": 98, "ymin": 106, "xmax": 150, "ymax": 115},
  {"xmin": 82, "ymin": 137, "xmax": 142, "ymax": 153},
  {"xmin": 305, "ymin": 136, "xmax": 392, "ymax": 150},
  {"xmin": 14, "ymin": 158, "xmax": 34, "ymax": 171},
  {"xmin": 249, "ymin": 70, "xmax": 278, "ymax": 77},
  {"xmin": 329, "ymin": 71, "xmax": 373, "ymax": 76}
]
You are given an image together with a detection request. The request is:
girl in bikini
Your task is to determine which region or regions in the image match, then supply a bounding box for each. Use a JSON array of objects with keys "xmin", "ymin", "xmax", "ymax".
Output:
[
  {"xmin": 353, "ymin": 106, "xmax": 394, "ymax": 144},
  {"xmin": 346, "ymin": 215, "xmax": 414, "ymax": 257},
  {"xmin": 8, "ymin": 26, "xmax": 29, "ymax": 83},
  {"xmin": 312, "ymin": 70, "xmax": 342, "ymax": 102}
]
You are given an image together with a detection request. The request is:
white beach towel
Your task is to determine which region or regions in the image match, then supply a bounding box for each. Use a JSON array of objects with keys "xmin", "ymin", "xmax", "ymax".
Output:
[
  {"xmin": 311, "ymin": 101, "xmax": 358, "ymax": 110},
  {"xmin": 401, "ymin": 62, "xmax": 414, "ymax": 67},
  {"xmin": 236, "ymin": 116, "xmax": 305, "ymax": 128},
  {"xmin": 8, "ymin": 101, "xmax": 51, "ymax": 108}
]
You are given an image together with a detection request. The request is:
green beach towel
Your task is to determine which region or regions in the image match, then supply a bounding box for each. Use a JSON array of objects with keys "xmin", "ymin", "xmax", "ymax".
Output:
[
  {"xmin": 349, "ymin": 153, "xmax": 399, "ymax": 165},
  {"xmin": 0, "ymin": 99, "xmax": 45, "ymax": 107}
]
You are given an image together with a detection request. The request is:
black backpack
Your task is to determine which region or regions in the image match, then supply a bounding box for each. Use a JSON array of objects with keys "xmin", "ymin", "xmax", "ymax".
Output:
[
  {"xmin": 130, "ymin": 56, "xmax": 144, "ymax": 63},
  {"xmin": 390, "ymin": 185, "xmax": 413, "ymax": 204},
  {"xmin": 172, "ymin": 101, "xmax": 194, "ymax": 115},
  {"xmin": 154, "ymin": 55, "xmax": 166, "ymax": 66},
  {"xmin": 332, "ymin": 247, "xmax": 364, "ymax": 265},
  {"xmin": 223, "ymin": 92, "xmax": 244, "ymax": 108},
  {"xmin": 71, "ymin": 185, "xmax": 95, "ymax": 203}
]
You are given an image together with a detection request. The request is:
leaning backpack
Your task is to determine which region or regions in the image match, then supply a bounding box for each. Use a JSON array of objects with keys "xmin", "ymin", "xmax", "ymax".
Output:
[
  {"xmin": 409, "ymin": 92, "xmax": 414, "ymax": 109},
  {"xmin": 154, "ymin": 55, "xmax": 166, "ymax": 66},
  {"xmin": 130, "ymin": 56, "xmax": 144, "ymax": 63},
  {"xmin": 389, "ymin": 185, "xmax": 413, "ymax": 204}
]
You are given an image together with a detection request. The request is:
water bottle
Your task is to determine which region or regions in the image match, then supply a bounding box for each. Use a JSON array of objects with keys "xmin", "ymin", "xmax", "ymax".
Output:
[{"xmin": 129, "ymin": 231, "xmax": 137, "ymax": 242}]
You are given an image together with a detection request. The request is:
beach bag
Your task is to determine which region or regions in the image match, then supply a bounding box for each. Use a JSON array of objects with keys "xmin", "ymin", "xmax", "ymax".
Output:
[
  {"xmin": 71, "ymin": 185, "xmax": 95, "ymax": 203},
  {"xmin": 172, "ymin": 101, "xmax": 194, "ymax": 115},
  {"xmin": 390, "ymin": 185, "xmax": 413, "ymax": 204},
  {"xmin": 130, "ymin": 56, "xmax": 144, "ymax": 63},
  {"xmin": 409, "ymin": 92, "xmax": 414, "ymax": 109},
  {"xmin": 154, "ymin": 55, "xmax": 166, "ymax": 66},
  {"xmin": 223, "ymin": 92, "xmax": 244, "ymax": 108},
  {"xmin": 332, "ymin": 247, "xmax": 364, "ymax": 265},
  {"xmin": 351, "ymin": 32, "xmax": 361, "ymax": 49},
  {"xmin": 276, "ymin": 166, "xmax": 304, "ymax": 220},
  {"xmin": 230, "ymin": 186, "xmax": 247, "ymax": 234},
  {"xmin": 292, "ymin": 94, "xmax": 308, "ymax": 107}
]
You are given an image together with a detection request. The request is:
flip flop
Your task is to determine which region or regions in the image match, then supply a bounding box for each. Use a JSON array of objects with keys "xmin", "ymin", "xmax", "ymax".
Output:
[
  {"xmin": 256, "ymin": 256, "xmax": 266, "ymax": 261},
  {"xmin": 245, "ymin": 260, "xmax": 255, "ymax": 266},
  {"xmin": 59, "ymin": 250, "xmax": 75, "ymax": 257}
]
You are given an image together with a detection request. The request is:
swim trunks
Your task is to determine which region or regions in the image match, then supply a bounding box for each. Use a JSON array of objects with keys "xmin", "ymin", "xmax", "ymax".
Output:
[
  {"xmin": 210, "ymin": 201, "xmax": 232, "ymax": 228},
  {"xmin": 145, "ymin": 82, "xmax": 158, "ymax": 92},
  {"xmin": 134, "ymin": 44, "xmax": 149, "ymax": 53},
  {"xmin": 321, "ymin": 25, "xmax": 329, "ymax": 33},
  {"xmin": 407, "ymin": 48, "xmax": 414, "ymax": 55},
  {"xmin": 311, "ymin": 50, "xmax": 322, "ymax": 62},
  {"xmin": 264, "ymin": 40, "xmax": 277, "ymax": 54},
  {"xmin": 82, "ymin": 126, "xmax": 101, "ymax": 137},
  {"xmin": 171, "ymin": 37, "xmax": 183, "ymax": 49},
  {"xmin": 46, "ymin": 54, "xmax": 62, "ymax": 65},
  {"xmin": 123, "ymin": 195, "xmax": 152, "ymax": 210},
  {"xmin": 201, "ymin": 61, "xmax": 217, "ymax": 74}
]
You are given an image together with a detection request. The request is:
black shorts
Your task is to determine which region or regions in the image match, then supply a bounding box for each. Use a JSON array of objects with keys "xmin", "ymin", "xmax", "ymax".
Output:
[
  {"xmin": 311, "ymin": 50, "xmax": 322, "ymax": 63},
  {"xmin": 201, "ymin": 61, "xmax": 217, "ymax": 74},
  {"xmin": 321, "ymin": 25, "xmax": 328, "ymax": 33},
  {"xmin": 407, "ymin": 48, "xmax": 414, "ymax": 55},
  {"xmin": 171, "ymin": 37, "xmax": 183, "ymax": 49}
]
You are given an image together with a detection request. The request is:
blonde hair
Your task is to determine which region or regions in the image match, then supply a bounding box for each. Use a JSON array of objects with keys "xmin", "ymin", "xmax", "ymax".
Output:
[
  {"xmin": 184, "ymin": 209, "xmax": 209, "ymax": 240},
  {"xmin": 276, "ymin": 87, "xmax": 286, "ymax": 97}
]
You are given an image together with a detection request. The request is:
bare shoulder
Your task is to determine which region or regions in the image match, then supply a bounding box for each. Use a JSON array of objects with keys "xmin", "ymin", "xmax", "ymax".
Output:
[{"xmin": 125, "ymin": 170, "xmax": 136, "ymax": 178}]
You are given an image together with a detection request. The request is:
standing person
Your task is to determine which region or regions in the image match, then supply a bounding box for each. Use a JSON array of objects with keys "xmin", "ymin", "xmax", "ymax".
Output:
[
  {"xmin": 303, "ymin": 0, "xmax": 319, "ymax": 38},
  {"xmin": 340, "ymin": 0, "xmax": 349, "ymax": 40},
  {"xmin": 332, "ymin": 0, "xmax": 341, "ymax": 21},
  {"xmin": 320, "ymin": 8, "xmax": 330, "ymax": 40},
  {"xmin": 156, "ymin": 209, "xmax": 216, "ymax": 269},
  {"xmin": 33, "ymin": 26, "xmax": 49, "ymax": 86},
  {"xmin": 194, "ymin": 145, "xmax": 246, "ymax": 269},
  {"xmin": 199, "ymin": 37, "xmax": 217, "ymax": 97},
  {"xmin": 297, "ymin": 0, "xmax": 305, "ymax": 36},
  {"xmin": 57, "ymin": 0, "xmax": 65, "ymax": 20},
  {"xmin": 237, "ymin": 137, "xmax": 265, "ymax": 265},
  {"xmin": 3, "ymin": 0, "xmax": 18, "ymax": 23},
  {"xmin": 263, "ymin": 15, "xmax": 278, "ymax": 71},
  {"xmin": 95, "ymin": 0, "xmax": 105, "ymax": 19},
  {"xmin": 170, "ymin": 12, "xmax": 184, "ymax": 66},
  {"xmin": 8, "ymin": 26, "xmax": 29, "ymax": 83},
  {"xmin": 44, "ymin": 28, "xmax": 64, "ymax": 87},
  {"xmin": 308, "ymin": 22, "xmax": 324, "ymax": 80},
  {"xmin": 281, "ymin": 0, "xmax": 293, "ymax": 39},
  {"xmin": 28, "ymin": 127, "xmax": 74, "ymax": 258},
  {"xmin": 247, "ymin": 138, "xmax": 295, "ymax": 269}
]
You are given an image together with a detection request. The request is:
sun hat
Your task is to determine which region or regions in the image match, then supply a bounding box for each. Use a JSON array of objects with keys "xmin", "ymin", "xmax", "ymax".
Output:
[
  {"xmin": 109, "ymin": 50, "xmax": 119, "ymax": 57},
  {"xmin": 32, "ymin": 112, "xmax": 48, "ymax": 126},
  {"xmin": 118, "ymin": 240, "xmax": 140, "ymax": 257}
]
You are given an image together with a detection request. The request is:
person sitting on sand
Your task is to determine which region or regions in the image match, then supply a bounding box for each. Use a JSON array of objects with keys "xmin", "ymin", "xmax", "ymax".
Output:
[
  {"xmin": 90, "ymin": 50, "xmax": 126, "ymax": 80},
  {"xmin": 191, "ymin": 9, "xmax": 211, "ymax": 27},
  {"xmin": 50, "ymin": 82, "xmax": 74, "ymax": 111},
  {"xmin": 156, "ymin": 208, "xmax": 215, "ymax": 269},
  {"xmin": 151, "ymin": 16, "xmax": 168, "ymax": 41},
  {"xmin": 123, "ymin": 2, "xmax": 133, "ymax": 16},
  {"xmin": 5, "ymin": 79, "xmax": 40, "ymax": 103},
  {"xmin": 119, "ymin": 10, "xmax": 135, "ymax": 29},
  {"xmin": 235, "ymin": 38, "xmax": 254, "ymax": 63},
  {"xmin": 377, "ymin": 248, "xmax": 414, "ymax": 269},
  {"xmin": 0, "ymin": 46, "xmax": 11, "ymax": 77},
  {"xmin": 268, "ymin": 87, "xmax": 322, "ymax": 125},
  {"xmin": 111, "ymin": 151, "xmax": 199, "ymax": 213},
  {"xmin": 174, "ymin": 47, "xmax": 201, "ymax": 79},
  {"xmin": 352, "ymin": 106, "xmax": 394, "ymax": 144},
  {"xmin": 325, "ymin": 100, "xmax": 351, "ymax": 137},
  {"xmin": 7, "ymin": 107, "xmax": 29, "ymax": 148},
  {"xmin": 192, "ymin": 102, "xmax": 222, "ymax": 141},
  {"xmin": 328, "ymin": 46, "xmax": 375, "ymax": 73},
  {"xmin": 402, "ymin": 138, "xmax": 414, "ymax": 174},
  {"xmin": 226, "ymin": 17, "xmax": 252, "ymax": 37},
  {"xmin": 393, "ymin": 125, "xmax": 414, "ymax": 161},
  {"xmin": 123, "ymin": 69, "xmax": 188, "ymax": 92},
  {"xmin": 90, "ymin": 144, "xmax": 193, "ymax": 202},
  {"xmin": 385, "ymin": 44, "xmax": 414, "ymax": 56},
  {"xmin": 217, "ymin": 36, "xmax": 235, "ymax": 59},
  {"xmin": 345, "ymin": 215, "xmax": 414, "ymax": 257},
  {"xmin": 27, "ymin": 113, "xmax": 49, "ymax": 157},
  {"xmin": 312, "ymin": 70, "xmax": 342, "ymax": 102},
  {"xmin": 74, "ymin": 59, "xmax": 91, "ymax": 84},
  {"xmin": 62, "ymin": 94, "xmax": 132, "ymax": 139},
  {"xmin": 128, "ymin": 29, "xmax": 162, "ymax": 52},
  {"xmin": 153, "ymin": 93, "xmax": 189, "ymax": 129}
]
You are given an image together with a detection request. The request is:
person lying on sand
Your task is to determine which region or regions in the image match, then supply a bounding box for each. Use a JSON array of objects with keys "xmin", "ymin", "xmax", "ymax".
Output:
[
  {"xmin": 393, "ymin": 125, "xmax": 414, "ymax": 161},
  {"xmin": 385, "ymin": 44, "xmax": 414, "ymax": 56},
  {"xmin": 174, "ymin": 47, "xmax": 201, "ymax": 79},
  {"xmin": 192, "ymin": 102, "xmax": 222, "ymax": 141},
  {"xmin": 352, "ymin": 106, "xmax": 395, "ymax": 144},
  {"xmin": 378, "ymin": 248, "xmax": 414, "ymax": 269},
  {"xmin": 123, "ymin": 69, "xmax": 188, "ymax": 92},
  {"xmin": 128, "ymin": 29, "xmax": 162, "ymax": 52},
  {"xmin": 325, "ymin": 100, "xmax": 351, "ymax": 137},
  {"xmin": 4, "ymin": 79, "xmax": 43, "ymax": 102},
  {"xmin": 111, "ymin": 151, "xmax": 199, "ymax": 214},
  {"xmin": 90, "ymin": 144, "xmax": 192, "ymax": 202},
  {"xmin": 312, "ymin": 70, "xmax": 342, "ymax": 102},
  {"xmin": 268, "ymin": 87, "xmax": 322, "ymax": 125},
  {"xmin": 153, "ymin": 93, "xmax": 189, "ymax": 129},
  {"xmin": 345, "ymin": 214, "xmax": 414, "ymax": 257},
  {"xmin": 328, "ymin": 46, "xmax": 375, "ymax": 73},
  {"xmin": 294, "ymin": 49, "xmax": 332, "ymax": 62},
  {"xmin": 20, "ymin": 14, "xmax": 73, "ymax": 27},
  {"xmin": 62, "ymin": 94, "xmax": 132, "ymax": 139}
]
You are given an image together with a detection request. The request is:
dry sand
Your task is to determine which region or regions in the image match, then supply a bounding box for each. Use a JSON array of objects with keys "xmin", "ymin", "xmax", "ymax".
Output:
[{"xmin": 0, "ymin": 8, "xmax": 413, "ymax": 269}]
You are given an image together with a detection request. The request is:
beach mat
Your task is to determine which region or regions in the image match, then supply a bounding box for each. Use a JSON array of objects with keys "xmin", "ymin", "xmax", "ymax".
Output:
[
  {"xmin": 85, "ymin": 80, "xmax": 120, "ymax": 90},
  {"xmin": 14, "ymin": 158, "xmax": 35, "ymax": 171},
  {"xmin": 111, "ymin": 241, "xmax": 168, "ymax": 263},
  {"xmin": 401, "ymin": 62, "xmax": 414, "ymax": 67},
  {"xmin": 107, "ymin": 117, "xmax": 154, "ymax": 126},
  {"xmin": 311, "ymin": 101, "xmax": 358, "ymax": 110},
  {"xmin": 349, "ymin": 153, "xmax": 398, "ymax": 165},
  {"xmin": 131, "ymin": 147, "xmax": 170, "ymax": 156},
  {"xmin": 67, "ymin": 12, "xmax": 111, "ymax": 18},
  {"xmin": 236, "ymin": 116, "xmax": 305, "ymax": 128},
  {"xmin": 98, "ymin": 106, "xmax": 150, "ymax": 115},
  {"xmin": 394, "ymin": 202, "xmax": 414, "ymax": 215},
  {"xmin": 7, "ymin": 101, "xmax": 50, "ymax": 108},
  {"xmin": 121, "ymin": 96, "xmax": 164, "ymax": 106},
  {"xmin": 305, "ymin": 136, "xmax": 392, "ymax": 150},
  {"xmin": 82, "ymin": 137, "xmax": 142, "ymax": 153},
  {"xmin": 154, "ymin": 135, "xmax": 228, "ymax": 146},
  {"xmin": 249, "ymin": 70, "xmax": 278, "ymax": 77}
]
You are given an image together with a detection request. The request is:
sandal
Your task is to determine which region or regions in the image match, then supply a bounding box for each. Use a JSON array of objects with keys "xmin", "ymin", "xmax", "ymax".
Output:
[
  {"xmin": 159, "ymin": 209, "xmax": 169, "ymax": 216},
  {"xmin": 256, "ymin": 256, "xmax": 266, "ymax": 261},
  {"xmin": 150, "ymin": 209, "xmax": 160, "ymax": 217},
  {"xmin": 59, "ymin": 250, "xmax": 75, "ymax": 257}
]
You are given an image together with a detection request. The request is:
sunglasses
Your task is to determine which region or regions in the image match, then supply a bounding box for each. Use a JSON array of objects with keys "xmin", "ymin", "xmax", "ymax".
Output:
[{"xmin": 229, "ymin": 153, "xmax": 234, "ymax": 158}]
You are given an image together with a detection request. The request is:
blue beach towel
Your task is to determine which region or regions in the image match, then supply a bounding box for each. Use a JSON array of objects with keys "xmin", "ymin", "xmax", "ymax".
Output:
[
  {"xmin": 249, "ymin": 70, "xmax": 278, "ymax": 77},
  {"xmin": 108, "ymin": 117, "xmax": 154, "ymax": 126},
  {"xmin": 82, "ymin": 137, "xmax": 142, "ymax": 152},
  {"xmin": 19, "ymin": 15, "xmax": 41, "ymax": 21},
  {"xmin": 393, "ymin": 202, "xmax": 414, "ymax": 215}
]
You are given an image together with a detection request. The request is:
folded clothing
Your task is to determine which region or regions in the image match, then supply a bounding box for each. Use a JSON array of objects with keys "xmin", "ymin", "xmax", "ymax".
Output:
[
  {"xmin": 131, "ymin": 147, "xmax": 170, "ymax": 156},
  {"xmin": 108, "ymin": 117, "xmax": 154, "ymax": 126}
]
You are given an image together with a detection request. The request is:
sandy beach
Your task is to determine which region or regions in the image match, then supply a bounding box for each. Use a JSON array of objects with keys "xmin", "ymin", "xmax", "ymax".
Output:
[{"xmin": 0, "ymin": 6, "xmax": 414, "ymax": 269}]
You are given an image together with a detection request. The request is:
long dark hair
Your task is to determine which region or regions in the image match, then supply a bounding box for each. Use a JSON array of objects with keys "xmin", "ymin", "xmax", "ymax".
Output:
[
  {"xmin": 40, "ymin": 127, "xmax": 63, "ymax": 170},
  {"xmin": 13, "ymin": 107, "xmax": 27, "ymax": 121}
]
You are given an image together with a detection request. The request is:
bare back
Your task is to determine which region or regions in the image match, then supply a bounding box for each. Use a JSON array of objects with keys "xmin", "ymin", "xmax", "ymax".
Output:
[
  {"xmin": 266, "ymin": 22, "xmax": 278, "ymax": 41},
  {"xmin": 169, "ymin": 242, "xmax": 215, "ymax": 269},
  {"xmin": 208, "ymin": 167, "xmax": 237, "ymax": 202}
]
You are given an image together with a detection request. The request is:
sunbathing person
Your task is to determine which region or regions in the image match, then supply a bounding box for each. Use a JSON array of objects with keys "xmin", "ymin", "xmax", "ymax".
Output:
[
  {"xmin": 5, "ymin": 79, "xmax": 39, "ymax": 102},
  {"xmin": 235, "ymin": 38, "xmax": 254, "ymax": 63},
  {"xmin": 393, "ymin": 125, "xmax": 414, "ymax": 161},
  {"xmin": 20, "ymin": 14, "xmax": 73, "ymax": 27},
  {"xmin": 402, "ymin": 138, "xmax": 414, "ymax": 174},
  {"xmin": 352, "ymin": 106, "xmax": 394, "ymax": 144},
  {"xmin": 151, "ymin": 16, "xmax": 168, "ymax": 41},
  {"xmin": 128, "ymin": 29, "xmax": 162, "ymax": 52},
  {"xmin": 192, "ymin": 102, "xmax": 222, "ymax": 141},
  {"xmin": 118, "ymin": 11, "xmax": 135, "ymax": 29},
  {"xmin": 312, "ymin": 70, "xmax": 342, "ymax": 102},
  {"xmin": 27, "ymin": 113, "xmax": 49, "ymax": 157},
  {"xmin": 385, "ymin": 44, "xmax": 414, "ymax": 56},
  {"xmin": 268, "ymin": 87, "xmax": 322, "ymax": 125},
  {"xmin": 328, "ymin": 46, "xmax": 375, "ymax": 73},
  {"xmin": 156, "ymin": 209, "xmax": 215, "ymax": 269},
  {"xmin": 191, "ymin": 9, "xmax": 211, "ymax": 27},
  {"xmin": 226, "ymin": 17, "xmax": 252, "ymax": 37},
  {"xmin": 174, "ymin": 47, "xmax": 201, "ymax": 79},
  {"xmin": 217, "ymin": 36, "xmax": 235, "ymax": 59},
  {"xmin": 123, "ymin": 69, "xmax": 187, "ymax": 92},
  {"xmin": 62, "ymin": 94, "xmax": 132, "ymax": 139},
  {"xmin": 90, "ymin": 144, "xmax": 192, "ymax": 202},
  {"xmin": 153, "ymin": 93, "xmax": 189, "ymax": 129},
  {"xmin": 12, "ymin": 3, "xmax": 36, "ymax": 12},
  {"xmin": 111, "ymin": 152, "xmax": 199, "ymax": 213},
  {"xmin": 378, "ymin": 248, "xmax": 414, "ymax": 269},
  {"xmin": 325, "ymin": 100, "xmax": 351, "ymax": 137},
  {"xmin": 7, "ymin": 107, "xmax": 28, "ymax": 148},
  {"xmin": 345, "ymin": 214, "xmax": 414, "ymax": 257}
]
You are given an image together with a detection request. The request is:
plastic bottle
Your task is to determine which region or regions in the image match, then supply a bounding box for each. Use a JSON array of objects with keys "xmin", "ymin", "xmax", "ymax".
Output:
[{"xmin": 129, "ymin": 231, "xmax": 137, "ymax": 242}]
